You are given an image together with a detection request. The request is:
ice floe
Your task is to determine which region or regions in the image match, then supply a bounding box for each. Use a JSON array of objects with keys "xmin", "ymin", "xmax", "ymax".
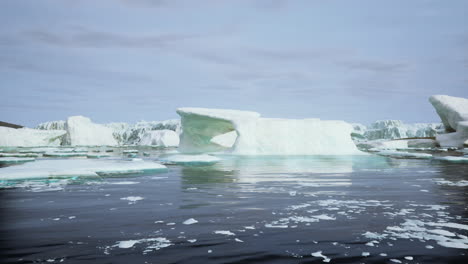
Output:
[
  {"xmin": 0, "ymin": 159, "xmax": 167, "ymax": 180},
  {"xmin": 0, "ymin": 157, "xmax": 35, "ymax": 164},
  {"xmin": 311, "ymin": 251, "xmax": 331, "ymax": 262}
]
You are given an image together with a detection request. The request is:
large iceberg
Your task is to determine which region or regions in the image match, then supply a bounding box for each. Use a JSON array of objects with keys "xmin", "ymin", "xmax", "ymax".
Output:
[
  {"xmin": 0, "ymin": 127, "xmax": 66, "ymax": 147},
  {"xmin": 63, "ymin": 116, "xmax": 118, "ymax": 146},
  {"xmin": 176, "ymin": 107, "xmax": 363, "ymax": 155},
  {"xmin": 430, "ymin": 95, "xmax": 468, "ymax": 147}
]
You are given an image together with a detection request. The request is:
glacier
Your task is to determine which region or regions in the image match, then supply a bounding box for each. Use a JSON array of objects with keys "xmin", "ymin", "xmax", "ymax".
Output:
[
  {"xmin": 176, "ymin": 107, "xmax": 363, "ymax": 155},
  {"xmin": 0, "ymin": 127, "xmax": 66, "ymax": 147},
  {"xmin": 352, "ymin": 120, "xmax": 442, "ymax": 141},
  {"xmin": 430, "ymin": 95, "xmax": 468, "ymax": 148}
]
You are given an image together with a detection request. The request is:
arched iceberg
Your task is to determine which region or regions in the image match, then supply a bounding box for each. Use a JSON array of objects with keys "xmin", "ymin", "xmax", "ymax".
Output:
[{"xmin": 176, "ymin": 108, "xmax": 363, "ymax": 155}]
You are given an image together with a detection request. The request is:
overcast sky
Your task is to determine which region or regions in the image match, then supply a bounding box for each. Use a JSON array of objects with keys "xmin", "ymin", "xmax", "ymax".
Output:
[{"xmin": 1, "ymin": 0, "xmax": 467, "ymax": 127}]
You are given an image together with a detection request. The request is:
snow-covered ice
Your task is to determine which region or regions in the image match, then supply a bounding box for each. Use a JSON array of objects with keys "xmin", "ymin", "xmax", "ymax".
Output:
[
  {"xmin": 177, "ymin": 107, "xmax": 363, "ymax": 155},
  {"xmin": 182, "ymin": 218, "xmax": 198, "ymax": 225}
]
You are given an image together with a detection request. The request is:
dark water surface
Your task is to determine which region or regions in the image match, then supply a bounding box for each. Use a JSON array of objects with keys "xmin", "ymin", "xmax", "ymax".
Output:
[{"xmin": 1, "ymin": 154, "xmax": 468, "ymax": 263}]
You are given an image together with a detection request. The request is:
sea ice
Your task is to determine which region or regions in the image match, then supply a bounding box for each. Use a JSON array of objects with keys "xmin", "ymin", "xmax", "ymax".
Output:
[
  {"xmin": 177, "ymin": 107, "xmax": 363, "ymax": 155},
  {"xmin": 214, "ymin": 230, "xmax": 236, "ymax": 236},
  {"xmin": 375, "ymin": 150, "xmax": 432, "ymax": 159},
  {"xmin": 0, "ymin": 159, "xmax": 167, "ymax": 180}
]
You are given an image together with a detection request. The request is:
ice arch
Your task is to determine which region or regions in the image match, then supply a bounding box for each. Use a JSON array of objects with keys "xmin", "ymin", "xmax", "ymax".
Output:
[{"xmin": 176, "ymin": 108, "xmax": 363, "ymax": 155}]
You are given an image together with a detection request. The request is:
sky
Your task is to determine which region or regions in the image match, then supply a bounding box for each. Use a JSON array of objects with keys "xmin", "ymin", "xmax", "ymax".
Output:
[{"xmin": 0, "ymin": 0, "xmax": 467, "ymax": 127}]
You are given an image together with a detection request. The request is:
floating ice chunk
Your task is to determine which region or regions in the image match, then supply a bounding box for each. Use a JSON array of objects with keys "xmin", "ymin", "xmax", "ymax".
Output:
[
  {"xmin": 0, "ymin": 157, "xmax": 35, "ymax": 165},
  {"xmin": 390, "ymin": 259, "xmax": 402, "ymax": 263},
  {"xmin": 214, "ymin": 230, "xmax": 235, "ymax": 236},
  {"xmin": 361, "ymin": 252, "xmax": 370, "ymax": 257},
  {"xmin": 265, "ymin": 224, "xmax": 288, "ymax": 228},
  {"xmin": 433, "ymin": 156, "xmax": 468, "ymax": 163},
  {"xmin": 434, "ymin": 180, "xmax": 468, "ymax": 187},
  {"xmin": 114, "ymin": 237, "xmax": 172, "ymax": 251},
  {"xmin": 139, "ymin": 130, "xmax": 179, "ymax": 147},
  {"xmin": 0, "ymin": 159, "xmax": 167, "ymax": 180},
  {"xmin": 187, "ymin": 239, "xmax": 197, "ymax": 243},
  {"xmin": 311, "ymin": 214, "xmax": 336, "ymax": 220},
  {"xmin": 183, "ymin": 218, "xmax": 198, "ymax": 225},
  {"xmin": 177, "ymin": 107, "xmax": 363, "ymax": 155},
  {"xmin": 160, "ymin": 154, "xmax": 221, "ymax": 165},
  {"xmin": 120, "ymin": 196, "xmax": 143, "ymax": 204},
  {"xmin": 110, "ymin": 181, "xmax": 139, "ymax": 185},
  {"xmin": 0, "ymin": 127, "xmax": 66, "ymax": 147},
  {"xmin": 235, "ymin": 238, "xmax": 244, "ymax": 242},
  {"xmin": 311, "ymin": 251, "xmax": 331, "ymax": 262},
  {"xmin": 43, "ymin": 152, "xmax": 88, "ymax": 157}
]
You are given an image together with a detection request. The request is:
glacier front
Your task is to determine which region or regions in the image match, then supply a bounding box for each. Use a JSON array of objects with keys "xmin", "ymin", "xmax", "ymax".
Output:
[{"xmin": 176, "ymin": 107, "xmax": 363, "ymax": 155}]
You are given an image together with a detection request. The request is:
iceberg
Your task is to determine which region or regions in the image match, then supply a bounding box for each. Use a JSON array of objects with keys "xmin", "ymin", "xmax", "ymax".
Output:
[
  {"xmin": 138, "ymin": 130, "xmax": 179, "ymax": 147},
  {"xmin": 430, "ymin": 95, "xmax": 468, "ymax": 147},
  {"xmin": 36, "ymin": 120, "xmax": 66, "ymax": 130},
  {"xmin": 63, "ymin": 116, "xmax": 117, "ymax": 146},
  {"xmin": 0, "ymin": 159, "xmax": 167, "ymax": 180},
  {"xmin": 0, "ymin": 127, "xmax": 66, "ymax": 147},
  {"xmin": 176, "ymin": 107, "xmax": 363, "ymax": 155}
]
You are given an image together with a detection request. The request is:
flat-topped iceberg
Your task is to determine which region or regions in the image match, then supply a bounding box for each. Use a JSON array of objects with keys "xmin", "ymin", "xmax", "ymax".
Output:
[
  {"xmin": 430, "ymin": 95, "xmax": 468, "ymax": 147},
  {"xmin": 0, "ymin": 159, "xmax": 167, "ymax": 180},
  {"xmin": 176, "ymin": 107, "xmax": 363, "ymax": 155},
  {"xmin": 0, "ymin": 127, "xmax": 66, "ymax": 147}
]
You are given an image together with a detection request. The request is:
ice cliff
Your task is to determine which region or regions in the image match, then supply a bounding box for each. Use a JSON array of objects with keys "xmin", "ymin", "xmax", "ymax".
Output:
[
  {"xmin": 0, "ymin": 127, "xmax": 66, "ymax": 147},
  {"xmin": 430, "ymin": 95, "xmax": 468, "ymax": 147},
  {"xmin": 176, "ymin": 107, "xmax": 363, "ymax": 155},
  {"xmin": 105, "ymin": 119, "xmax": 180, "ymax": 145}
]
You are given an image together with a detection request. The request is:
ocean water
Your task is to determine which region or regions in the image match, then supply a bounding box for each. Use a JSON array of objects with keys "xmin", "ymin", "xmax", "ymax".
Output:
[{"xmin": 1, "ymin": 150, "xmax": 468, "ymax": 263}]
